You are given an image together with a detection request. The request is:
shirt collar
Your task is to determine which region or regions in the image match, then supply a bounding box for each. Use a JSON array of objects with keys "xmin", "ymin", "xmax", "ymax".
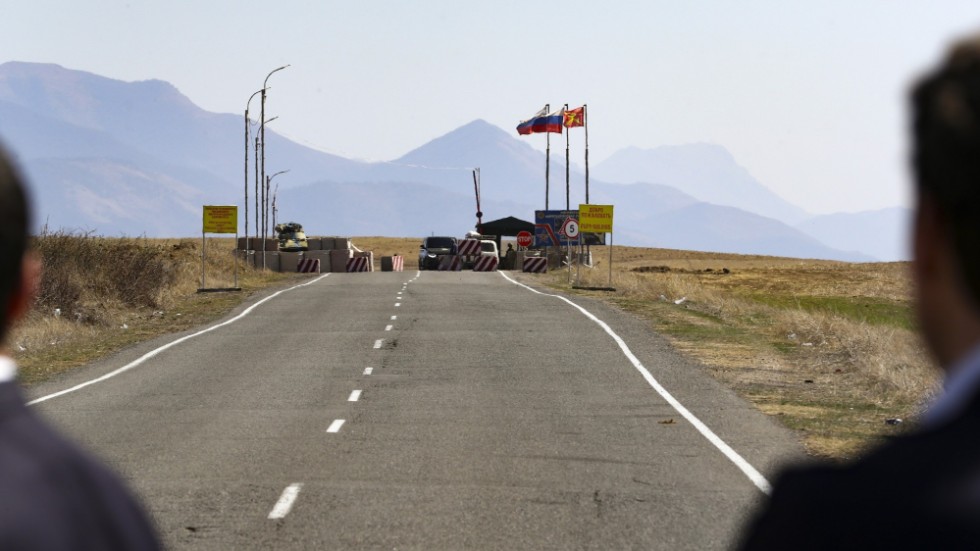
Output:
[
  {"xmin": 0, "ymin": 355, "xmax": 16, "ymax": 384},
  {"xmin": 923, "ymin": 343, "xmax": 980, "ymax": 428}
]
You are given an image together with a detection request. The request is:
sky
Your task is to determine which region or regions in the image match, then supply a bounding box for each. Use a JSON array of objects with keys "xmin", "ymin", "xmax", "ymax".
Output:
[{"xmin": 2, "ymin": 1, "xmax": 979, "ymax": 215}]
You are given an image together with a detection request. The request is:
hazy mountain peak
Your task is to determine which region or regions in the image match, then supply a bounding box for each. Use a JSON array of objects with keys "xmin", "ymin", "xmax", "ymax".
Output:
[
  {"xmin": 395, "ymin": 119, "xmax": 537, "ymax": 166},
  {"xmin": 595, "ymin": 142, "xmax": 810, "ymax": 225},
  {"xmin": 0, "ymin": 61, "xmax": 198, "ymax": 131}
]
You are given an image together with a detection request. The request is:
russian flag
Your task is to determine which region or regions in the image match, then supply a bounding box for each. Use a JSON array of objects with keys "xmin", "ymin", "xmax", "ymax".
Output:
[{"xmin": 517, "ymin": 107, "xmax": 565, "ymax": 135}]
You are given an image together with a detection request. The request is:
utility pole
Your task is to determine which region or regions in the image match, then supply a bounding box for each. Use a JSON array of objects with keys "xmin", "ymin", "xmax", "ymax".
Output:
[
  {"xmin": 244, "ymin": 89, "xmax": 262, "ymax": 252},
  {"xmin": 259, "ymin": 64, "xmax": 289, "ymax": 269}
]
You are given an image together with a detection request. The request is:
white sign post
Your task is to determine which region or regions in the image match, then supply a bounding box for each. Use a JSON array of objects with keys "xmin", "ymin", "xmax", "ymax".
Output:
[
  {"xmin": 562, "ymin": 217, "xmax": 579, "ymax": 284},
  {"xmin": 578, "ymin": 204, "xmax": 615, "ymax": 290}
]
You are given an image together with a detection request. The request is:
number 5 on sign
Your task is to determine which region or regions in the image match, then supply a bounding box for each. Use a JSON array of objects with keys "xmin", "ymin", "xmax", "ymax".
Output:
[{"xmin": 562, "ymin": 218, "xmax": 579, "ymax": 238}]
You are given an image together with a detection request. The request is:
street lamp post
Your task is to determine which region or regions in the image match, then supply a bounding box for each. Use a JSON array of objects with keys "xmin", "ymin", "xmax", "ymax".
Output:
[
  {"xmin": 272, "ymin": 183, "xmax": 279, "ymax": 232},
  {"xmin": 244, "ymin": 89, "xmax": 262, "ymax": 253},
  {"xmin": 259, "ymin": 64, "xmax": 289, "ymax": 270},
  {"xmin": 267, "ymin": 169, "xmax": 290, "ymax": 234},
  {"xmin": 263, "ymin": 168, "xmax": 289, "ymax": 270}
]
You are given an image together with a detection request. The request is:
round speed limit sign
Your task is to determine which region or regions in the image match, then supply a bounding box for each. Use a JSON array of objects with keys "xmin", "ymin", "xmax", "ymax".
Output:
[{"xmin": 562, "ymin": 218, "xmax": 580, "ymax": 238}]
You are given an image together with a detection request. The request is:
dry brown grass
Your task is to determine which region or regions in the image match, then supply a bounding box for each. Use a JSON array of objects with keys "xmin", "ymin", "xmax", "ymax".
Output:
[
  {"xmin": 349, "ymin": 236, "xmax": 422, "ymax": 270},
  {"xmin": 11, "ymin": 233, "xmax": 295, "ymax": 385},
  {"xmin": 545, "ymin": 245, "xmax": 940, "ymax": 460}
]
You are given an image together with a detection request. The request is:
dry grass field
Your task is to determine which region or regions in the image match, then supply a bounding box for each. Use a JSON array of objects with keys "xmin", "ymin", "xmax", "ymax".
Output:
[
  {"xmin": 541, "ymin": 245, "xmax": 939, "ymax": 459},
  {"xmin": 12, "ymin": 233, "xmax": 296, "ymax": 385},
  {"xmin": 12, "ymin": 233, "xmax": 938, "ymax": 460}
]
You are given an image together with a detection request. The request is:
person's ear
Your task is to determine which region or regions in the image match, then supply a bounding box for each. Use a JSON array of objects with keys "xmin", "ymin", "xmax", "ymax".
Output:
[
  {"xmin": 913, "ymin": 194, "xmax": 944, "ymax": 283},
  {"xmin": 6, "ymin": 251, "xmax": 41, "ymax": 326}
]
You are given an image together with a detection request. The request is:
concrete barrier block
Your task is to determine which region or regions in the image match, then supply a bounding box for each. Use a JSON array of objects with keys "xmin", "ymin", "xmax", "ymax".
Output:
[
  {"xmin": 329, "ymin": 249, "xmax": 352, "ymax": 272},
  {"xmin": 306, "ymin": 237, "xmax": 322, "ymax": 251},
  {"xmin": 250, "ymin": 251, "xmax": 280, "ymax": 271},
  {"xmin": 280, "ymin": 252, "xmax": 302, "ymax": 273},
  {"xmin": 305, "ymin": 250, "xmax": 330, "ymax": 272},
  {"xmin": 264, "ymin": 238, "xmax": 279, "ymax": 251},
  {"xmin": 381, "ymin": 256, "xmax": 406, "ymax": 272},
  {"xmin": 238, "ymin": 237, "xmax": 266, "ymax": 251},
  {"xmin": 354, "ymin": 251, "xmax": 374, "ymax": 271}
]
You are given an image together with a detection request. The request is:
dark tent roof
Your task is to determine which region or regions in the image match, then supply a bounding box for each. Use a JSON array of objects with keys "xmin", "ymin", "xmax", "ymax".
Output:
[{"xmin": 477, "ymin": 216, "xmax": 534, "ymax": 237}]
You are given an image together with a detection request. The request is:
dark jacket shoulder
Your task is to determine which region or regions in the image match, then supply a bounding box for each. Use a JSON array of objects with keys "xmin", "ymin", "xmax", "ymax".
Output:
[
  {"xmin": 0, "ymin": 382, "xmax": 160, "ymax": 550},
  {"xmin": 739, "ymin": 395, "xmax": 980, "ymax": 550}
]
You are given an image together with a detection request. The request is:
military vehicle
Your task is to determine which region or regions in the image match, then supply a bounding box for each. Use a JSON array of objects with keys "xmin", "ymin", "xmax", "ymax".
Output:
[{"xmin": 275, "ymin": 221, "xmax": 308, "ymax": 252}]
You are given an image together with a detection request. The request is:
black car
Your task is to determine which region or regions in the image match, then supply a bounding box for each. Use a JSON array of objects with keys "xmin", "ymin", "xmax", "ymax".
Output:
[{"xmin": 418, "ymin": 236, "xmax": 457, "ymax": 270}]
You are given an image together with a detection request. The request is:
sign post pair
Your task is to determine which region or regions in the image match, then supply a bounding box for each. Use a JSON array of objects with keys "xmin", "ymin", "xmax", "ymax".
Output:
[
  {"xmin": 201, "ymin": 205, "xmax": 241, "ymax": 292},
  {"xmin": 578, "ymin": 204, "xmax": 614, "ymax": 289}
]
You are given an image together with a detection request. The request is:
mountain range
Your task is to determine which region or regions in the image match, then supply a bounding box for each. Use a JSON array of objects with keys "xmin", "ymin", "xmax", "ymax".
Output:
[{"xmin": 0, "ymin": 61, "xmax": 908, "ymax": 261}]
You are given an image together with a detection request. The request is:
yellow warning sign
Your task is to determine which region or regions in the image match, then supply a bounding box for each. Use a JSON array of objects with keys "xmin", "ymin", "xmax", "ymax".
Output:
[
  {"xmin": 578, "ymin": 204, "xmax": 614, "ymax": 233},
  {"xmin": 203, "ymin": 205, "xmax": 238, "ymax": 234}
]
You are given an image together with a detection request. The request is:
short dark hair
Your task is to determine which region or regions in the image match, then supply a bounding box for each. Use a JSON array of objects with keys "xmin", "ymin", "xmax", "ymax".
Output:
[
  {"xmin": 0, "ymin": 146, "xmax": 31, "ymax": 342},
  {"xmin": 912, "ymin": 35, "xmax": 980, "ymax": 310}
]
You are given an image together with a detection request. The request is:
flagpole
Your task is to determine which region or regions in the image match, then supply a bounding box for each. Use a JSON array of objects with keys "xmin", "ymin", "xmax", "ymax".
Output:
[
  {"xmin": 545, "ymin": 103, "xmax": 550, "ymax": 210},
  {"xmin": 584, "ymin": 104, "xmax": 590, "ymax": 205},
  {"xmin": 564, "ymin": 104, "xmax": 570, "ymax": 210}
]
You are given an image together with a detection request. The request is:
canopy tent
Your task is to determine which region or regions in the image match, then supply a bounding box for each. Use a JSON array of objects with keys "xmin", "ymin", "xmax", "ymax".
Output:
[
  {"xmin": 476, "ymin": 216, "xmax": 534, "ymax": 237},
  {"xmin": 476, "ymin": 216, "xmax": 535, "ymax": 252}
]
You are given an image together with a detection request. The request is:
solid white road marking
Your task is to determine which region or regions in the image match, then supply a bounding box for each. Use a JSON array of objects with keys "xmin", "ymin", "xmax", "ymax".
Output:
[
  {"xmin": 349, "ymin": 390, "xmax": 362, "ymax": 402},
  {"xmin": 373, "ymin": 339, "xmax": 383, "ymax": 349},
  {"xmin": 29, "ymin": 274, "xmax": 332, "ymax": 406},
  {"xmin": 327, "ymin": 419, "xmax": 346, "ymax": 433},
  {"xmin": 499, "ymin": 271, "xmax": 773, "ymax": 495},
  {"xmin": 268, "ymin": 483, "xmax": 304, "ymax": 519},
  {"xmin": 385, "ymin": 325, "xmax": 393, "ymax": 331},
  {"xmin": 363, "ymin": 367, "xmax": 374, "ymax": 375}
]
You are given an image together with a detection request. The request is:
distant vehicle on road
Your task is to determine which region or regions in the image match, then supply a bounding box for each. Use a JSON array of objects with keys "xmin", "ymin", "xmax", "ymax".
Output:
[
  {"xmin": 275, "ymin": 221, "xmax": 308, "ymax": 252},
  {"xmin": 462, "ymin": 239, "xmax": 498, "ymax": 269},
  {"xmin": 418, "ymin": 236, "xmax": 457, "ymax": 270}
]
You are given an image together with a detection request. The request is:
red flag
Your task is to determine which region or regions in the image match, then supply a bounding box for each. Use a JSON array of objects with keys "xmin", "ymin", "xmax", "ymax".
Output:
[{"xmin": 563, "ymin": 106, "xmax": 585, "ymax": 128}]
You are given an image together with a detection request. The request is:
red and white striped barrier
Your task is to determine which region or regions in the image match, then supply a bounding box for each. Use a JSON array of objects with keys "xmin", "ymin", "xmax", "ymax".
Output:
[
  {"xmin": 457, "ymin": 239, "xmax": 481, "ymax": 256},
  {"xmin": 297, "ymin": 258, "xmax": 320, "ymax": 273},
  {"xmin": 473, "ymin": 256, "xmax": 498, "ymax": 272},
  {"xmin": 346, "ymin": 256, "xmax": 370, "ymax": 272},
  {"xmin": 438, "ymin": 255, "xmax": 462, "ymax": 271},
  {"xmin": 392, "ymin": 255, "xmax": 404, "ymax": 272},
  {"xmin": 522, "ymin": 256, "xmax": 547, "ymax": 273}
]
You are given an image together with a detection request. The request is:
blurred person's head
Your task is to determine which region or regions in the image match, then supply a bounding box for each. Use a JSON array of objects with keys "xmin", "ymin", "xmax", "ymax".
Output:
[
  {"xmin": 0, "ymin": 146, "xmax": 34, "ymax": 346},
  {"xmin": 911, "ymin": 34, "xmax": 980, "ymax": 368}
]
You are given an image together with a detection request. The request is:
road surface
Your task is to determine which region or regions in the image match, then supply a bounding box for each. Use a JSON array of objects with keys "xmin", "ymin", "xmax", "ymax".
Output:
[{"xmin": 27, "ymin": 271, "xmax": 801, "ymax": 550}]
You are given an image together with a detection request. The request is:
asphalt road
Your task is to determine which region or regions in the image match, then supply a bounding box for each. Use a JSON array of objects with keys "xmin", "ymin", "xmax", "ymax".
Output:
[{"xmin": 27, "ymin": 270, "xmax": 801, "ymax": 550}]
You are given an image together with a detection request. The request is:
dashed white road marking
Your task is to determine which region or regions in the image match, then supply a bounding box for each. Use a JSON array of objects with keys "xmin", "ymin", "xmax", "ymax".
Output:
[
  {"xmin": 268, "ymin": 483, "xmax": 303, "ymax": 519},
  {"xmin": 373, "ymin": 339, "xmax": 384, "ymax": 349},
  {"xmin": 391, "ymin": 315, "xmax": 398, "ymax": 321},
  {"xmin": 363, "ymin": 367, "xmax": 374, "ymax": 375},
  {"xmin": 385, "ymin": 325, "xmax": 393, "ymax": 331},
  {"xmin": 326, "ymin": 419, "xmax": 346, "ymax": 433},
  {"xmin": 395, "ymin": 303, "xmax": 401, "ymax": 307},
  {"xmin": 29, "ymin": 274, "xmax": 331, "ymax": 406},
  {"xmin": 498, "ymin": 271, "xmax": 773, "ymax": 495},
  {"xmin": 349, "ymin": 390, "xmax": 362, "ymax": 402}
]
